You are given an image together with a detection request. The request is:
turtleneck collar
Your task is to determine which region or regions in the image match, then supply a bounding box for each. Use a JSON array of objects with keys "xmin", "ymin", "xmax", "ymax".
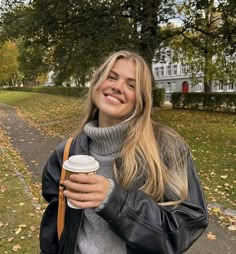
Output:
[{"xmin": 83, "ymin": 120, "xmax": 129, "ymax": 157}]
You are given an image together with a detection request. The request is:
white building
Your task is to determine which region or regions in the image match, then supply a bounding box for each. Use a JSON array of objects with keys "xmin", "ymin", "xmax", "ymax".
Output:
[{"xmin": 152, "ymin": 48, "xmax": 236, "ymax": 101}]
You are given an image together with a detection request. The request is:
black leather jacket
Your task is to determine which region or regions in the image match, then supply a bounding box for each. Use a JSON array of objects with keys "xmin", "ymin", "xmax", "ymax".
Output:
[{"xmin": 40, "ymin": 132, "xmax": 208, "ymax": 254}]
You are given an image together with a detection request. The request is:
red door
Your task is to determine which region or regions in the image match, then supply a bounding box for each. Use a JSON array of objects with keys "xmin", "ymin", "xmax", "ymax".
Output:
[{"xmin": 182, "ymin": 81, "xmax": 189, "ymax": 93}]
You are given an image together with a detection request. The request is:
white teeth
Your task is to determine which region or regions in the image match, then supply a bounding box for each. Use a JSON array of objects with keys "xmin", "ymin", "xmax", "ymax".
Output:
[{"xmin": 107, "ymin": 95, "xmax": 120, "ymax": 103}]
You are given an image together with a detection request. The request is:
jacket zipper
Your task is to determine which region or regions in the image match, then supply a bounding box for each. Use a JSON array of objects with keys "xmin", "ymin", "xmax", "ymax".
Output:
[{"xmin": 73, "ymin": 209, "xmax": 84, "ymax": 254}]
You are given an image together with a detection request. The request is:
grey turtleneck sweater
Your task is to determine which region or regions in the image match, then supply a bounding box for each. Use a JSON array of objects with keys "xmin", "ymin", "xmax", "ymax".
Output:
[{"xmin": 76, "ymin": 120, "xmax": 129, "ymax": 254}]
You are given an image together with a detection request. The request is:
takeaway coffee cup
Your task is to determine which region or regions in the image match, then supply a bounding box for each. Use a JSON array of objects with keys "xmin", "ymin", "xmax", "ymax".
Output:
[{"xmin": 63, "ymin": 155, "xmax": 99, "ymax": 209}]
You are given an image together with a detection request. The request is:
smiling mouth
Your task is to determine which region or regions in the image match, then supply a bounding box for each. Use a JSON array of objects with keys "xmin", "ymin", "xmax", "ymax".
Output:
[{"xmin": 105, "ymin": 95, "xmax": 123, "ymax": 104}]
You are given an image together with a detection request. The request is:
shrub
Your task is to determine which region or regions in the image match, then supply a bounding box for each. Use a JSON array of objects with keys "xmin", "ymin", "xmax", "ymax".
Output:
[
  {"xmin": 171, "ymin": 92, "xmax": 236, "ymax": 113},
  {"xmin": 152, "ymin": 88, "xmax": 165, "ymax": 107}
]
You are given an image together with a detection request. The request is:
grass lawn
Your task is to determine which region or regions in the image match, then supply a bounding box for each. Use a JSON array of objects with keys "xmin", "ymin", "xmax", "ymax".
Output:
[
  {"xmin": 0, "ymin": 90, "xmax": 85, "ymax": 137},
  {"xmin": 152, "ymin": 109, "xmax": 236, "ymax": 209},
  {"xmin": 0, "ymin": 90, "xmax": 235, "ymax": 211},
  {"xmin": 0, "ymin": 127, "xmax": 45, "ymax": 253}
]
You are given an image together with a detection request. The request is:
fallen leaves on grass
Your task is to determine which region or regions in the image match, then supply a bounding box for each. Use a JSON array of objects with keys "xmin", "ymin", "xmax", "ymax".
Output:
[
  {"xmin": 8, "ymin": 237, "xmax": 14, "ymax": 242},
  {"xmin": 12, "ymin": 244, "xmax": 21, "ymax": 251},
  {"xmin": 30, "ymin": 226, "xmax": 37, "ymax": 232},
  {"xmin": 15, "ymin": 227, "xmax": 22, "ymax": 235},
  {"xmin": 220, "ymin": 175, "xmax": 228, "ymax": 179},
  {"xmin": 0, "ymin": 222, "xmax": 8, "ymax": 228},
  {"xmin": 207, "ymin": 231, "xmax": 217, "ymax": 240},
  {"xmin": 15, "ymin": 224, "xmax": 26, "ymax": 235}
]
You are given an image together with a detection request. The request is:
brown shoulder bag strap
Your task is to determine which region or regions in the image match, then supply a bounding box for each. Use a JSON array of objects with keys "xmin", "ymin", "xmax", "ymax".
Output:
[{"xmin": 57, "ymin": 137, "xmax": 74, "ymax": 240}]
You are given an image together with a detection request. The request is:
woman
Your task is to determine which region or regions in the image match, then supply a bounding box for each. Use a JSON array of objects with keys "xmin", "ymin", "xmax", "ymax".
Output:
[{"xmin": 40, "ymin": 50, "xmax": 208, "ymax": 254}]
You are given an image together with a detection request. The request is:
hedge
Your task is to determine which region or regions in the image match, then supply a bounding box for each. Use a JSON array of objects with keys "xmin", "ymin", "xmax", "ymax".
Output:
[
  {"xmin": 3, "ymin": 86, "xmax": 166, "ymax": 108},
  {"xmin": 4, "ymin": 86, "xmax": 88, "ymax": 98},
  {"xmin": 171, "ymin": 92, "xmax": 236, "ymax": 113}
]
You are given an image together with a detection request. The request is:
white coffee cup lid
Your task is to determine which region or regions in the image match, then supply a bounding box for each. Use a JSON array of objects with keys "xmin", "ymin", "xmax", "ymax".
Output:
[{"xmin": 63, "ymin": 155, "xmax": 99, "ymax": 172}]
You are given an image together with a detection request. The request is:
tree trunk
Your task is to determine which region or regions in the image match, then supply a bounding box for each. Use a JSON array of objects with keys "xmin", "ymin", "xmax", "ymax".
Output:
[
  {"xmin": 203, "ymin": 0, "xmax": 215, "ymax": 93},
  {"xmin": 138, "ymin": 0, "xmax": 160, "ymax": 66},
  {"xmin": 203, "ymin": 49, "xmax": 213, "ymax": 93},
  {"xmin": 134, "ymin": 0, "xmax": 161, "ymax": 85}
]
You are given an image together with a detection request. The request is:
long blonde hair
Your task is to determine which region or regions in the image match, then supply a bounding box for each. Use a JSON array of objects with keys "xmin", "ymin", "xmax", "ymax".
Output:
[{"xmin": 78, "ymin": 50, "xmax": 188, "ymax": 206}]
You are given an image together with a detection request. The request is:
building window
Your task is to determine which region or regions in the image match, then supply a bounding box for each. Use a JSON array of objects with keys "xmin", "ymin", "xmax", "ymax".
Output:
[
  {"xmin": 217, "ymin": 83, "xmax": 224, "ymax": 91},
  {"xmin": 160, "ymin": 66, "xmax": 164, "ymax": 76},
  {"xmin": 167, "ymin": 65, "xmax": 171, "ymax": 76},
  {"xmin": 181, "ymin": 65, "xmax": 187, "ymax": 75},
  {"xmin": 158, "ymin": 82, "xmax": 164, "ymax": 88},
  {"xmin": 195, "ymin": 81, "xmax": 203, "ymax": 92},
  {"xmin": 172, "ymin": 82, "xmax": 176, "ymax": 92},
  {"xmin": 172, "ymin": 65, "xmax": 177, "ymax": 75},
  {"xmin": 227, "ymin": 84, "xmax": 234, "ymax": 92},
  {"xmin": 166, "ymin": 82, "xmax": 172, "ymax": 92},
  {"xmin": 155, "ymin": 67, "xmax": 159, "ymax": 77},
  {"xmin": 166, "ymin": 82, "xmax": 175, "ymax": 92}
]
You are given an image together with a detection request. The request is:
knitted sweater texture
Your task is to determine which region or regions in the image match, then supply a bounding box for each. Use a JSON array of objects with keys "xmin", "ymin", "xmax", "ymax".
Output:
[{"xmin": 76, "ymin": 120, "xmax": 129, "ymax": 254}]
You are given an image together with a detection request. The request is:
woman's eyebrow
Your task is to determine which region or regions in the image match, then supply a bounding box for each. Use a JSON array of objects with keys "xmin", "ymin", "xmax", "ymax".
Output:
[
  {"xmin": 109, "ymin": 70, "xmax": 118, "ymax": 76},
  {"xmin": 127, "ymin": 77, "xmax": 136, "ymax": 82}
]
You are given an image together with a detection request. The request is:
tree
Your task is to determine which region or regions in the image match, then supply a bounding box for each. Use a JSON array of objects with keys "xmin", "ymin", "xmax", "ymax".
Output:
[
  {"xmin": 17, "ymin": 39, "xmax": 49, "ymax": 86},
  {"xmin": 0, "ymin": 40, "xmax": 20, "ymax": 86},
  {"xmin": 2, "ymin": 1, "xmax": 234, "ymax": 89},
  {"xmin": 1, "ymin": 4, "xmax": 50, "ymax": 85},
  {"xmin": 1, "ymin": 0, "xmax": 178, "ymax": 86},
  {"xmin": 174, "ymin": 0, "xmax": 236, "ymax": 92},
  {"xmin": 217, "ymin": 0, "xmax": 236, "ymax": 55}
]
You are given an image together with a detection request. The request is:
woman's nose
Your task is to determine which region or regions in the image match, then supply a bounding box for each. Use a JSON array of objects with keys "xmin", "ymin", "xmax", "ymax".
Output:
[{"xmin": 111, "ymin": 81, "xmax": 124, "ymax": 93}]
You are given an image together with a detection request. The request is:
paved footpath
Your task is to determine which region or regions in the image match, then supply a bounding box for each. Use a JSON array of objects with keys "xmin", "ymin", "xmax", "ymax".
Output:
[{"xmin": 0, "ymin": 103, "xmax": 235, "ymax": 253}]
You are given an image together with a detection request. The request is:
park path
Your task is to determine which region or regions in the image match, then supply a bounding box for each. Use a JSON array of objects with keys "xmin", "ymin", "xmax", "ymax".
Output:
[
  {"xmin": 0, "ymin": 103, "xmax": 63, "ymax": 181},
  {"xmin": 0, "ymin": 103, "xmax": 235, "ymax": 254}
]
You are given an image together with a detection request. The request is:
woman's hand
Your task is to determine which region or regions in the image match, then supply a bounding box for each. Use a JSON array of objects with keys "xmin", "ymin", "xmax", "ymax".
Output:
[{"xmin": 63, "ymin": 174, "xmax": 110, "ymax": 209}]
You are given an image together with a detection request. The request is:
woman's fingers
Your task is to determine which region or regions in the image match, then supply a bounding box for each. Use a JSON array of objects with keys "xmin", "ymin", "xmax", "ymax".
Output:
[
  {"xmin": 69, "ymin": 174, "xmax": 98, "ymax": 184},
  {"xmin": 64, "ymin": 191, "xmax": 102, "ymax": 202},
  {"xmin": 63, "ymin": 174, "xmax": 110, "ymax": 208},
  {"xmin": 64, "ymin": 181, "xmax": 97, "ymax": 193},
  {"xmin": 64, "ymin": 174, "xmax": 108, "ymax": 192}
]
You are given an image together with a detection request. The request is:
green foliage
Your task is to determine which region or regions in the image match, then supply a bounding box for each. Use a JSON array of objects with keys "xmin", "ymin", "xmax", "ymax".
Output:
[
  {"xmin": 152, "ymin": 88, "xmax": 165, "ymax": 107},
  {"xmin": 171, "ymin": 92, "xmax": 236, "ymax": 113},
  {"xmin": 172, "ymin": 0, "xmax": 236, "ymax": 92},
  {"xmin": 1, "ymin": 5, "xmax": 49, "ymax": 85},
  {"xmin": 2, "ymin": 0, "xmax": 234, "ymax": 90},
  {"xmin": 1, "ymin": 0, "xmax": 177, "ymax": 85},
  {"xmin": 171, "ymin": 92, "xmax": 183, "ymax": 107},
  {"xmin": 17, "ymin": 39, "xmax": 49, "ymax": 82},
  {"xmin": 0, "ymin": 40, "xmax": 20, "ymax": 86}
]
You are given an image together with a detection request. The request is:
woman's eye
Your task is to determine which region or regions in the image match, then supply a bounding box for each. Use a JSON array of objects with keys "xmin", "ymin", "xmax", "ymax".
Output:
[
  {"xmin": 127, "ymin": 83, "xmax": 135, "ymax": 89},
  {"xmin": 107, "ymin": 75, "xmax": 116, "ymax": 80}
]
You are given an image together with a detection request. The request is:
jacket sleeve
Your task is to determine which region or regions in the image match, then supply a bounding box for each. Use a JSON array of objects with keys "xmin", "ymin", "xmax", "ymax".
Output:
[
  {"xmin": 97, "ymin": 152, "xmax": 208, "ymax": 254},
  {"xmin": 39, "ymin": 142, "xmax": 65, "ymax": 254}
]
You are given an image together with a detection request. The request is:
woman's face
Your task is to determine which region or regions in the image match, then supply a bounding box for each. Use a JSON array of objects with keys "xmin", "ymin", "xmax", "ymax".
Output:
[{"xmin": 94, "ymin": 58, "xmax": 137, "ymax": 127}]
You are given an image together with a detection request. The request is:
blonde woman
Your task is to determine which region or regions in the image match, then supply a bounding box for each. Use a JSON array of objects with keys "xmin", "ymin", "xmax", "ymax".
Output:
[{"xmin": 40, "ymin": 50, "xmax": 208, "ymax": 254}]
